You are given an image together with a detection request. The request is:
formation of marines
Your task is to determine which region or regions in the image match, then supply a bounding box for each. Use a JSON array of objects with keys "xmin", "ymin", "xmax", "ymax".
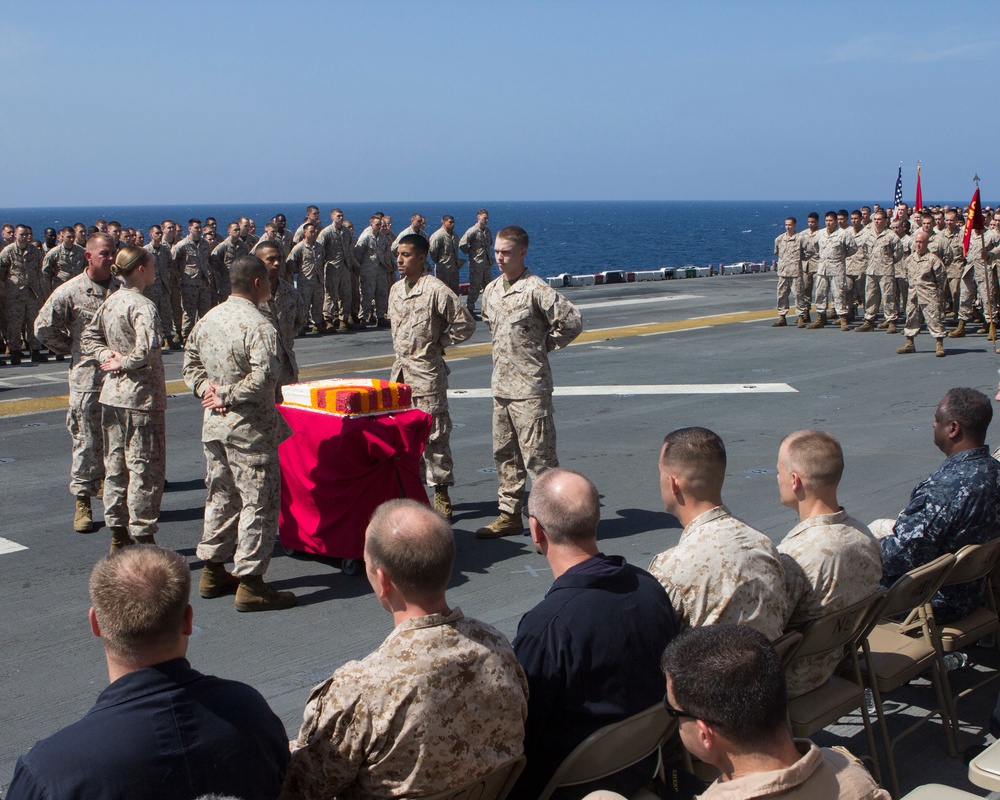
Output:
[{"xmin": 772, "ymin": 201, "xmax": 1000, "ymax": 357}]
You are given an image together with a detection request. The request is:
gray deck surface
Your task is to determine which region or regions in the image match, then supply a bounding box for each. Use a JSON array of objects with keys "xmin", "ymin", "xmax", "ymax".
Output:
[{"xmin": 3, "ymin": 271, "xmax": 1000, "ymax": 796}]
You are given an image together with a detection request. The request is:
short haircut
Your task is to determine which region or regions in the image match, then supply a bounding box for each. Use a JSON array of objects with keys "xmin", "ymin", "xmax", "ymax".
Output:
[
  {"xmin": 496, "ymin": 225, "xmax": 529, "ymax": 249},
  {"xmin": 861, "ymin": 205, "xmax": 871, "ymax": 213},
  {"xmin": 366, "ymin": 499, "xmax": 455, "ymax": 599},
  {"xmin": 303, "ymin": 222, "xmax": 317, "ymax": 232},
  {"xmin": 330, "ymin": 208, "xmax": 343, "ymax": 215},
  {"xmin": 661, "ymin": 624, "xmax": 787, "ymax": 745},
  {"xmin": 397, "ymin": 233, "xmax": 428, "ymax": 257},
  {"xmin": 477, "ymin": 208, "xmax": 489, "ymax": 216},
  {"xmin": 255, "ymin": 241, "xmax": 280, "ymax": 257},
  {"xmin": 942, "ymin": 387, "xmax": 993, "ymax": 444},
  {"xmin": 838, "ymin": 209, "xmax": 849, "ymax": 217},
  {"xmin": 410, "ymin": 213, "xmax": 421, "ymax": 223},
  {"xmin": 148, "ymin": 224, "xmax": 162, "ymax": 234},
  {"xmin": 442, "ymin": 215, "xmax": 455, "ymax": 223},
  {"xmin": 108, "ymin": 221, "xmax": 122, "ymax": 229},
  {"xmin": 188, "ymin": 218, "xmax": 201, "ymax": 227},
  {"xmin": 528, "ymin": 468, "xmax": 600, "ymax": 546},
  {"xmin": 780, "ymin": 430, "xmax": 843, "ymax": 490},
  {"xmin": 59, "ymin": 226, "xmax": 74, "ymax": 236},
  {"xmin": 112, "ymin": 245, "xmax": 153, "ymax": 278},
  {"xmin": 807, "ymin": 212, "xmax": 819, "ymax": 221},
  {"xmin": 306, "ymin": 205, "xmax": 319, "ymax": 214},
  {"xmin": 87, "ymin": 232, "xmax": 116, "ymax": 251},
  {"xmin": 825, "ymin": 211, "xmax": 837, "ymax": 220},
  {"xmin": 873, "ymin": 211, "xmax": 887, "ymax": 221},
  {"xmin": 89, "ymin": 545, "xmax": 190, "ymax": 662},
  {"xmin": 661, "ymin": 427, "xmax": 726, "ymax": 496},
  {"xmin": 785, "ymin": 216, "xmax": 796, "ymax": 225},
  {"xmin": 230, "ymin": 255, "xmax": 268, "ymax": 293}
]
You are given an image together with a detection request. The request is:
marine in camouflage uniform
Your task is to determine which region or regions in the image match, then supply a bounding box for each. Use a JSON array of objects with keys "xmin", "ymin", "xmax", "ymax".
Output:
[
  {"xmin": 143, "ymin": 235, "xmax": 175, "ymax": 343},
  {"xmin": 34, "ymin": 267, "xmax": 118, "ymax": 507},
  {"xmin": 779, "ymin": 511, "xmax": 883, "ymax": 698},
  {"xmin": 172, "ymin": 225, "xmax": 213, "ymax": 341},
  {"xmin": 428, "ymin": 219, "xmax": 465, "ymax": 295},
  {"xmin": 898, "ymin": 241, "xmax": 947, "ymax": 354},
  {"xmin": 388, "ymin": 270, "xmax": 475, "ymax": 514},
  {"xmin": 772, "ymin": 221, "xmax": 805, "ymax": 325},
  {"xmin": 845, "ymin": 216, "xmax": 869, "ymax": 315},
  {"xmin": 259, "ymin": 276, "xmax": 306, "ymax": 398},
  {"xmin": 82, "ymin": 285, "xmax": 167, "ymax": 545},
  {"xmin": 798, "ymin": 217, "xmax": 820, "ymax": 315},
  {"xmin": 873, "ymin": 419, "xmax": 1000, "ymax": 623},
  {"xmin": 935, "ymin": 216, "xmax": 965, "ymax": 317},
  {"xmin": 210, "ymin": 233, "xmax": 249, "ymax": 303},
  {"xmin": 856, "ymin": 215, "xmax": 902, "ymax": 331},
  {"xmin": 182, "ymin": 294, "xmax": 291, "ymax": 581},
  {"xmin": 41, "ymin": 238, "xmax": 86, "ymax": 294},
  {"xmin": 353, "ymin": 221, "xmax": 393, "ymax": 324},
  {"xmin": 958, "ymin": 228, "xmax": 1000, "ymax": 327},
  {"xmin": 479, "ymin": 260, "xmax": 582, "ymax": 533},
  {"xmin": 648, "ymin": 505, "xmax": 788, "ymax": 639},
  {"xmin": 286, "ymin": 236, "xmax": 325, "ymax": 330},
  {"xmin": 282, "ymin": 607, "xmax": 528, "ymax": 800},
  {"xmin": 317, "ymin": 213, "xmax": 353, "ymax": 328},
  {"xmin": 459, "ymin": 213, "xmax": 495, "ymax": 314},
  {"xmin": 809, "ymin": 219, "xmax": 857, "ymax": 328},
  {"xmin": 1, "ymin": 232, "xmax": 45, "ymax": 356}
]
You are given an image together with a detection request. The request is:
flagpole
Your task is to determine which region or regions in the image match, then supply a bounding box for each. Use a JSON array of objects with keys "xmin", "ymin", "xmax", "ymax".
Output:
[{"xmin": 975, "ymin": 175, "xmax": 998, "ymax": 342}]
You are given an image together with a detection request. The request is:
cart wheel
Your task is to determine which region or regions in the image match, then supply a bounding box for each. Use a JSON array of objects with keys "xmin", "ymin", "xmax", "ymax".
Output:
[
  {"xmin": 342, "ymin": 558, "xmax": 363, "ymax": 576},
  {"xmin": 280, "ymin": 544, "xmax": 298, "ymax": 558}
]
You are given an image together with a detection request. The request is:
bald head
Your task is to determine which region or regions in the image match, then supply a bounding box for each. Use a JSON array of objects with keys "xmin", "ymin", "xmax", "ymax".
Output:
[
  {"xmin": 528, "ymin": 468, "xmax": 600, "ymax": 546},
  {"xmin": 365, "ymin": 499, "xmax": 455, "ymax": 600},
  {"xmin": 86, "ymin": 232, "xmax": 116, "ymax": 253}
]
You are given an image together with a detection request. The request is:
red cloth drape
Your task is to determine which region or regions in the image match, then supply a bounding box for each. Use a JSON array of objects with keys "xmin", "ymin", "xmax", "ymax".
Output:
[{"xmin": 277, "ymin": 405, "xmax": 432, "ymax": 559}]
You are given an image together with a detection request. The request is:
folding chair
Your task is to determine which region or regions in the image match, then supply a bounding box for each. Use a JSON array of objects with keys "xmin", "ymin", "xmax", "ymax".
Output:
[
  {"xmin": 537, "ymin": 704, "xmax": 676, "ymax": 800},
  {"xmin": 417, "ymin": 754, "xmax": 526, "ymax": 800},
  {"xmin": 861, "ymin": 552, "xmax": 957, "ymax": 798}
]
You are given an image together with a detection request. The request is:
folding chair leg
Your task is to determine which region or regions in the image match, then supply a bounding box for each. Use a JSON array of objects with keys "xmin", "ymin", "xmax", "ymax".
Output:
[{"xmin": 930, "ymin": 659, "xmax": 960, "ymax": 757}]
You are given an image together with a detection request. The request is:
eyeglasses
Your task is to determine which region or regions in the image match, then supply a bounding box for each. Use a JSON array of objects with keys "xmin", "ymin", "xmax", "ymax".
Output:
[{"xmin": 662, "ymin": 693, "xmax": 720, "ymax": 726}]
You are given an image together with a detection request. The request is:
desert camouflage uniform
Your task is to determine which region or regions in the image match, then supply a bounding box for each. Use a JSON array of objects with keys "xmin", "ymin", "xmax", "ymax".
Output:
[
  {"xmin": 211, "ymin": 237, "xmax": 249, "ymax": 303},
  {"xmin": 864, "ymin": 228, "xmax": 903, "ymax": 322},
  {"xmin": 143, "ymin": 241, "xmax": 174, "ymax": 339},
  {"xmin": 286, "ymin": 239, "xmax": 325, "ymax": 328},
  {"xmin": 959, "ymin": 229, "xmax": 1000, "ymax": 323},
  {"xmin": 459, "ymin": 223, "xmax": 494, "ymax": 313},
  {"xmin": 799, "ymin": 228, "xmax": 820, "ymax": 306},
  {"xmin": 251, "ymin": 236, "xmax": 288, "ymax": 262},
  {"xmin": 259, "ymin": 277, "xmax": 306, "ymax": 397},
  {"xmin": 845, "ymin": 227, "xmax": 869, "ymax": 310},
  {"xmin": 648, "ymin": 505, "xmax": 787, "ymax": 638},
  {"xmin": 876, "ymin": 446, "xmax": 1000, "ymax": 624},
  {"xmin": 34, "ymin": 271, "xmax": 118, "ymax": 496},
  {"xmin": 282, "ymin": 608, "xmax": 528, "ymax": 800},
  {"xmin": 934, "ymin": 228, "xmax": 965, "ymax": 314},
  {"xmin": 429, "ymin": 226, "xmax": 465, "ymax": 295},
  {"xmin": 172, "ymin": 235, "xmax": 212, "ymax": 340},
  {"xmin": 42, "ymin": 242, "xmax": 86, "ymax": 294},
  {"xmin": 388, "ymin": 274, "xmax": 476, "ymax": 488},
  {"xmin": 814, "ymin": 228, "xmax": 857, "ymax": 317},
  {"xmin": 317, "ymin": 225, "xmax": 352, "ymax": 325},
  {"xmin": 902, "ymin": 250, "xmax": 947, "ymax": 340},
  {"xmin": 778, "ymin": 510, "xmax": 883, "ymax": 698},
  {"xmin": 774, "ymin": 233, "xmax": 805, "ymax": 319},
  {"xmin": 1, "ymin": 242, "xmax": 44, "ymax": 351},
  {"xmin": 390, "ymin": 225, "xmax": 430, "ymax": 261},
  {"xmin": 353, "ymin": 228, "xmax": 393, "ymax": 321},
  {"xmin": 183, "ymin": 296, "xmax": 291, "ymax": 577},
  {"xmin": 82, "ymin": 287, "xmax": 167, "ymax": 540},
  {"xmin": 481, "ymin": 270, "xmax": 582, "ymax": 514},
  {"xmin": 292, "ymin": 220, "xmax": 324, "ymax": 245}
]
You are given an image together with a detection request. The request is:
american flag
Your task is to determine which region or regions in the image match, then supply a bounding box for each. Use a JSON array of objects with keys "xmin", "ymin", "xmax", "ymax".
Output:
[{"xmin": 893, "ymin": 165, "xmax": 903, "ymax": 213}]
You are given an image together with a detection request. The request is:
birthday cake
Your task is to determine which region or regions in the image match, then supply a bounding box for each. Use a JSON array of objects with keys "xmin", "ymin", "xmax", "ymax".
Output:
[{"xmin": 281, "ymin": 378, "xmax": 413, "ymax": 416}]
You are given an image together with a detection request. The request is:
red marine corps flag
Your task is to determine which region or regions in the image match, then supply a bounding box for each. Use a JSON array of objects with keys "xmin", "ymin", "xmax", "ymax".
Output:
[
  {"xmin": 962, "ymin": 182, "xmax": 984, "ymax": 257},
  {"xmin": 915, "ymin": 163, "xmax": 923, "ymax": 211}
]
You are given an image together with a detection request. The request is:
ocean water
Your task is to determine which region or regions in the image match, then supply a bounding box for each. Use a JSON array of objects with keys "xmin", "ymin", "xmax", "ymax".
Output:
[{"xmin": 0, "ymin": 200, "xmax": 934, "ymax": 280}]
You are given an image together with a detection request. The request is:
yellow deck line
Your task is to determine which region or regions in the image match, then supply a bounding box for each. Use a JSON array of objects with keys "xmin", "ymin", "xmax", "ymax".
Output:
[{"xmin": 0, "ymin": 308, "xmax": 773, "ymax": 419}]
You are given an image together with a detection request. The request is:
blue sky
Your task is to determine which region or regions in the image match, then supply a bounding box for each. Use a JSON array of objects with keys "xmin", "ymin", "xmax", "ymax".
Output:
[{"xmin": 4, "ymin": 1, "xmax": 998, "ymax": 205}]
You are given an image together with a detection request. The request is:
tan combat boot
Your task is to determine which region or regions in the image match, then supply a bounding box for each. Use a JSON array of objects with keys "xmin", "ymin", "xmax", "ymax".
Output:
[
  {"xmin": 235, "ymin": 575, "xmax": 297, "ymax": 612},
  {"xmin": 886, "ymin": 322, "xmax": 897, "ymax": 334},
  {"xmin": 948, "ymin": 321, "xmax": 966, "ymax": 338},
  {"xmin": 896, "ymin": 337, "xmax": 916, "ymax": 355},
  {"xmin": 876, "ymin": 320, "xmax": 890, "ymax": 329},
  {"xmin": 796, "ymin": 315, "xmax": 807, "ymax": 328},
  {"xmin": 771, "ymin": 316, "xmax": 787, "ymax": 327},
  {"xmin": 854, "ymin": 319, "xmax": 875, "ymax": 332},
  {"xmin": 802, "ymin": 311, "xmax": 812, "ymax": 324},
  {"xmin": 840, "ymin": 316, "xmax": 850, "ymax": 331},
  {"xmin": 433, "ymin": 487, "xmax": 453, "ymax": 520},
  {"xmin": 805, "ymin": 313, "xmax": 827, "ymax": 329},
  {"xmin": 476, "ymin": 512, "xmax": 524, "ymax": 539},
  {"xmin": 200, "ymin": 560, "xmax": 241, "ymax": 599},
  {"xmin": 109, "ymin": 526, "xmax": 135, "ymax": 553},
  {"xmin": 73, "ymin": 494, "xmax": 93, "ymax": 533},
  {"xmin": 935, "ymin": 339, "xmax": 946, "ymax": 358}
]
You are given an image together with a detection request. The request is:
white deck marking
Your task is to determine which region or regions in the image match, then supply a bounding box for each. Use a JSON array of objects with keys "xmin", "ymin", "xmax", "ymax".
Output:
[
  {"xmin": 574, "ymin": 294, "xmax": 700, "ymax": 311},
  {"xmin": 0, "ymin": 537, "xmax": 28, "ymax": 555},
  {"xmin": 448, "ymin": 383, "xmax": 797, "ymax": 399},
  {"xmin": 639, "ymin": 326, "xmax": 709, "ymax": 336}
]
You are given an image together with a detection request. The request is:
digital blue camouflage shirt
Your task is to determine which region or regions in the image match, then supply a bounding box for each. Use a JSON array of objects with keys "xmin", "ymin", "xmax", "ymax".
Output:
[{"xmin": 880, "ymin": 446, "xmax": 1000, "ymax": 623}]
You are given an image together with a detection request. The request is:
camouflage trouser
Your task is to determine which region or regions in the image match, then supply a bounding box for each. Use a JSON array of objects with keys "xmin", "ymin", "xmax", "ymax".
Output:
[
  {"xmin": 467, "ymin": 262, "xmax": 491, "ymax": 312},
  {"xmin": 181, "ymin": 280, "xmax": 212, "ymax": 340},
  {"xmin": 197, "ymin": 441, "xmax": 280, "ymax": 577},
  {"xmin": 435, "ymin": 265, "xmax": 460, "ymax": 295},
  {"xmin": 903, "ymin": 288, "xmax": 945, "ymax": 339},
  {"xmin": 776, "ymin": 275, "xmax": 804, "ymax": 316},
  {"xmin": 212, "ymin": 265, "xmax": 231, "ymax": 305},
  {"xmin": 297, "ymin": 277, "xmax": 323, "ymax": 327},
  {"xmin": 959, "ymin": 266, "xmax": 999, "ymax": 322},
  {"xmin": 145, "ymin": 285, "xmax": 174, "ymax": 339},
  {"xmin": 323, "ymin": 265, "xmax": 351, "ymax": 324},
  {"xmin": 894, "ymin": 278, "xmax": 908, "ymax": 317},
  {"xmin": 359, "ymin": 263, "xmax": 378, "ymax": 321},
  {"xmin": 170, "ymin": 280, "xmax": 183, "ymax": 339},
  {"xmin": 350, "ymin": 266, "xmax": 361, "ymax": 318},
  {"xmin": 6, "ymin": 285, "xmax": 41, "ymax": 351},
  {"xmin": 813, "ymin": 272, "xmax": 847, "ymax": 317},
  {"xmin": 415, "ymin": 392, "xmax": 454, "ymax": 488},
  {"xmin": 846, "ymin": 274, "xmax": 865, "ymax": 308},
  {"xmin": 864, "ymin": 274, "xmax": 897, "ymax": 322},
  {"xmin": 946, "ymin": 275, "xmax": 961, "ymax": 315},
  {"xmin": 493, "ymin": 395, "xmax": 558, "ymax": 515},
  {"xmin": 102, "ymin": 406, "xmax": 166, "ymax": 538},
  {"xmin": 67, "ymin": 390, "xmax": 104, "ymax": 496},
  {"xmin": 375, "ymin": 266, "xmax": 395, "ymax": 319}
]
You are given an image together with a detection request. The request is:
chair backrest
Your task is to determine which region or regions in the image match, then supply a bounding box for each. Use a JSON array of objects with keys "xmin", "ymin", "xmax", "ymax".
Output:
[
  {"xmin": 940, "ymin": 538, "xmax": 1000, "ymax": 588},
  {"xmin": 536, "ymin": 704, "xmax": 675, "ymax": 800},
  {"xmin": 786, "ymin": 590, "xmax": 885, "ymax": 660},
  {"xmin": 879, "ymin": 553, "xmax": 956, "ymax": 619},
  {"xmin": 772, "ymin": 631, "xmax": 803, "ymax": 668},
  {"xmin": 416, "ymin": 754, "xmax": 526, "ymax": 800}
]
